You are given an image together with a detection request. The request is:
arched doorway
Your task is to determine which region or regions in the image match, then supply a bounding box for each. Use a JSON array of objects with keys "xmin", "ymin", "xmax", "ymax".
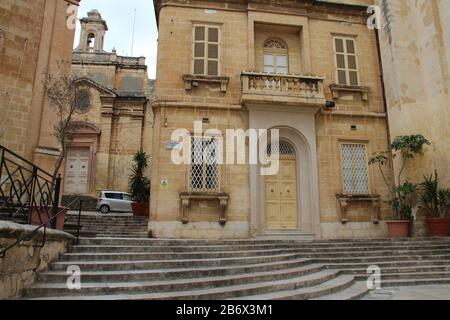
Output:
[{"xmin": 265, "ymin": 140, "xmax": 298, "ymax": 229}]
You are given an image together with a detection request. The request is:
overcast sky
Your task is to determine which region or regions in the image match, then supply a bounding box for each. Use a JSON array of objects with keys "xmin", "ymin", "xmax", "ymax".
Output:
[{"xmin": 74, "ymin": 0, "xmax": 158, "ymax": 78}]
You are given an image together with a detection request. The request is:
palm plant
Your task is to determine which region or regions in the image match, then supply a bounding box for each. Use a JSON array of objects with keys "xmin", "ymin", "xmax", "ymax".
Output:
[
  {"xmin": 419, "ymin": 171, "xmax": 450, "ymax": 217},
  {"xmin": 128, "ymin": 151, "xmax": 150, "ymax": 203}
]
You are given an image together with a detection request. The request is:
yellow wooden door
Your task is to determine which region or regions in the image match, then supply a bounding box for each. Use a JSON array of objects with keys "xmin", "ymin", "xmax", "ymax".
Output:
[{"xmin": 265, "ymin": 158, "xmax": 298, "ymax": 229}]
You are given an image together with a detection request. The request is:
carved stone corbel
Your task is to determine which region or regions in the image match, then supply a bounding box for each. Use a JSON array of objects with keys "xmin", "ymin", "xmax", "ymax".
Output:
[
  {"xmin": 218, "ymin": 195, "xmax": 229, "ymax": 225},
  {"xmin": 371, "ymin": 199, "xmax": 381, "ymax": 224},
  {"xmin": 180, "ymin": 195, "xmax": 190, "ymax": 224},
  {"xmin": 338, "ymin": 199, "xmax": 349, "ymax": 224}
]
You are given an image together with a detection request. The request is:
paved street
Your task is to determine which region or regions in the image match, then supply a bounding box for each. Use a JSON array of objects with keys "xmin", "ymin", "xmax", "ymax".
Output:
[{"xmin": 363, "ymin": 285, "xmax": 450, "ymax": 300}]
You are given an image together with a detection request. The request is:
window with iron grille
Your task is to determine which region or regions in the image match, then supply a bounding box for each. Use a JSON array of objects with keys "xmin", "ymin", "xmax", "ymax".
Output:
[
  {"xmin": 189, "ymin": 137, "xmax": 220, "ymax": 192},
  {"xmin": 333, "ymin": 36, "xmax": 359, "ymax": 86},
  {"xmin": 193, "ymin": 25, "xmax": 220, "ymax": 76},
  {"xmin": 341, "ymin": 143, "xmax": 369, "ymax": 195}
]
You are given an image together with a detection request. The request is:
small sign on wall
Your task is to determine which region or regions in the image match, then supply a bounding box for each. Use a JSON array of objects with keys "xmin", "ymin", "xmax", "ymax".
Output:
[
  {"xmin": 160, "ymin": 179, "xmax": 168, "ymax": 190},
  {"xmin": 165, "ymin": 141, "xmax": 181, "ymax": 151}
]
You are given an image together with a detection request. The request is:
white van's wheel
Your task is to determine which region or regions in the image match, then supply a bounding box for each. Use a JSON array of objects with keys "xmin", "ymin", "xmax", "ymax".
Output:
[{"xmin": 100, "ymin": 205, "xmax": 110, "ymax": 214}]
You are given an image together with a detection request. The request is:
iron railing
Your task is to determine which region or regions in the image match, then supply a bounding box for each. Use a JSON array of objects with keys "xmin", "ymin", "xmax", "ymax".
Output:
[{"xmin": 0, "ymin": 145, "xmax": 61, "ymax": 226}]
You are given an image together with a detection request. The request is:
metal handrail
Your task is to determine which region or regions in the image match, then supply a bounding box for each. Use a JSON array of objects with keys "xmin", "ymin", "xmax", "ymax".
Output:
[
  {"xmin": 0, "ymin": 145, "xmax": 54, "ymax": 180},
  {"xmin": 0, "ymin": 197, "xmax": 80, "ymax": 259}
]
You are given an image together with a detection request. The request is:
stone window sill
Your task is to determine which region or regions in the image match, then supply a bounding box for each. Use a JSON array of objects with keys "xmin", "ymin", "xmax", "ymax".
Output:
[
  {"xmin": 329, "ymin": 84, "xmax": 371, "ymax": 101},
  {"xmin": 183, "ymin": 74, "xmax": 230, "ymax": 93}
]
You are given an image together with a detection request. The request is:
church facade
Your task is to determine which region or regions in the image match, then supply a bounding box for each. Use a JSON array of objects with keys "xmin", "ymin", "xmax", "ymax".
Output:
[
  {"xmin": 62, "ymin": 10, "xmax": 154, "ymax": 197},
  {"xmin": 149, "ymin": 0, "xmax": 394, "ymax": 239}
]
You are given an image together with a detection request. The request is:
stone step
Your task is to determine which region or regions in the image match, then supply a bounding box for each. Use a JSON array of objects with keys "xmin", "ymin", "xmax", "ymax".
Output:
[
  {"xmin": 69, "ymin": 243, "xmax": 311, "ymax": 253},
  {"xmin": 64, "ymin": 230, "xmax": 97, "ymax": 238},
  {"xmin": 26, "ymin": 264, "xmax": 327, "ymax": 298},
  {"xmin": 313, "ymin": 254, "xmax": 450, "ymax": 264},
  {"xmin": 75, "ymin": 237, "xmax": 450, "ymax": 247},
  {"xmin": 58, "ymin": 248, "xmax": 450, "ymax": 262},
  {"xmin": 311, "ymin": 281, "xmax": 369, "ymax": 300},
  {"xmin": 338, "ymin": 264, "xmax": 450, "ymax": 275},
  {"xmin": 38, "ymin": 258, "xmax": 315, "ymax": 283},
  {"xmin": 50, "ymin": 252, "xmax": 311, "ymax": 271},
  {"xmin": 232, "ymin": 275, "xmax": 355, "ymax": 300},
  {"xmin": 65, "ymin": 218, "xmax": 148, "ymax": 223},
  {"xmin": 95, "ymin": 234, "xmax": 149, "ymax": 238},
  {"xmin": 60, "ymin": 248, "xmax": 305, "ymax": 261},
  {"xmin": 354, "ymin": 271, "xmax": 450, "ymax": 281},
  {"xmin": 26, "ymin": 269, "xmax": 340, "ymax": 300},
  {"xmin": 67, "ymin": 243, "xmax": 450, "ymax": 253},
  {"xmin": 380, "ymin": 277, "xmax": 450, "ymax": 287},
  {"xmin": 326, "ymin": 259, "xmax": 450, "ymax": 270}
]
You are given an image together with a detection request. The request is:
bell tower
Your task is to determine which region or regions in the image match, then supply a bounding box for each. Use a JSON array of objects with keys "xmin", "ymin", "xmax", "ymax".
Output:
[{"xmin": 76, "ymin": 9, "xmax": 108, "ymax": 52}]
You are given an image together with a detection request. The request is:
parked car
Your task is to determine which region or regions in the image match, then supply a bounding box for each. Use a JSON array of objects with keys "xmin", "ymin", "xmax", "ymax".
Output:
[{"xmin": 96, "ymin": 191, "xmax": 134, "ymax": 214}]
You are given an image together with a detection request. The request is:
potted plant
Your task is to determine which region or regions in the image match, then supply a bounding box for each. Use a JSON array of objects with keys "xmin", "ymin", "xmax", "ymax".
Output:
[
  {"xmin": 128, "ymin": 151, "xmax": 150, "ymax": 217},
  {"xmin": 369, "ymin": 134, "xmax": 430, "ymax": 238},
  {"xmin": 419, "ymin": 171, "xmax": 450, "ymax": 237}
]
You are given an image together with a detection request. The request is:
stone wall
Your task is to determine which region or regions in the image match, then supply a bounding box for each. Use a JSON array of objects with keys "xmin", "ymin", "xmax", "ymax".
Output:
[
  {"xmin": 0, "ymin": 0, "xmax": 79, "ymax": 161},
  {"xmin": 376, "ymin": 0, "xmax": 450, "ymax": 188},
  {"xmin": 0, "ymin": 221, "xmax": 74, "ymax": 299}
]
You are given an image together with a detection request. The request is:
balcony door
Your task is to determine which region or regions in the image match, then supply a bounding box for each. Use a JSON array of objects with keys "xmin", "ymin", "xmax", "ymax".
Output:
[{"xmin": 263, "ymin": 39, "xmax": 288, "ymax": 75}]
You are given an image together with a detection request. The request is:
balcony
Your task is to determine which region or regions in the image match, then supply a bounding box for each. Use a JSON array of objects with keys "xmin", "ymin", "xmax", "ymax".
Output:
[{"xmin": 241, "ymin": 72, "xmax": 326, "ymax": 107}]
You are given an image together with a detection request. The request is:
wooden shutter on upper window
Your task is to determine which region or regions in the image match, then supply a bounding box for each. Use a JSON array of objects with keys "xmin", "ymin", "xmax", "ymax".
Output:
[
  {"xmin": 334, "ymin": 37, "xmax": 359, "ymax": 86},
  {"xmin": 207, "ymin": 27, "xmax": 219, "ymax": 76},
  {"xmin": 193, "ymin": 25, "xmax": 219, "ymax": 76},
  {"xmin": 194, "ymin": 26, "xmax": 206, "ymax": 75}
]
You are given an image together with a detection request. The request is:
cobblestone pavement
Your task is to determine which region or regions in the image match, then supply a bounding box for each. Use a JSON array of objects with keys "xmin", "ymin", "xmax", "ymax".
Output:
[{"xmin": 363, "ymin": 285, "xmax": 450, "ymax": 300}]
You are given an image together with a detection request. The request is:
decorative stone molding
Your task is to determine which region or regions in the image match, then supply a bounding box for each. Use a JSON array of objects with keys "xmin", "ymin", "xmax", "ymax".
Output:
[
  {"xmin": 179, "ymin": 192, "xmax": 230, "ymax": 225},
  {"xmin": 336, "ymin": 194, "xmax": 381, "ymax": 225},
  {"xmin": 329, "ymin": 84, "xmax": 371, "ymax": 101},
  {"xmin": 183, "ymin": 75, "xmax": 230, "ymax": 93}
]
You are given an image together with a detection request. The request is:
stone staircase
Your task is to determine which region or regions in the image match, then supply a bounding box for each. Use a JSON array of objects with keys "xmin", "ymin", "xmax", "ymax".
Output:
[
  {"xmin": 63, "ymin": 213, "xmax": 149, "ymax": 238},
  {"xmin": 21, "ymin": 237, "xmax": 450, "ymax": 300}
]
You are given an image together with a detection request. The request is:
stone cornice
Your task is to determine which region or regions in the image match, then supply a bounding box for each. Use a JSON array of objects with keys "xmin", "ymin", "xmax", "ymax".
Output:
[{"xmin": 153, "ymin": 0, "xmax": 369, "ymax": 26}]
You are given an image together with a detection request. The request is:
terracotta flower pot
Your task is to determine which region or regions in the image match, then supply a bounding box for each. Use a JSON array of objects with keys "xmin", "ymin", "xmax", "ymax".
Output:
[
  {"xmin": 386, "ymin": 220, "xmax": 410, "ymax": 238},
  {"xmin": 30, "ymin": 206, "xmax": 67, "ymax": 231},
  {"xmin": 131, "ymin": 202, "xmax": 149, "ymax": 217},
  {"xmin": 426, "ymin": 217, "xmax": 450, "ymax": 237}
]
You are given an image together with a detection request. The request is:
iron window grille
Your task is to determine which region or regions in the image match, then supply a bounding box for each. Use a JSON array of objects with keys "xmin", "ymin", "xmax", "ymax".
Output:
[
  {"xmin": 341, "ymin": 143, "xmax": 370, "ymax": 195},
  {"xmin": 189, "ymin": 137, "xmax": 220, "ymax": 192}
]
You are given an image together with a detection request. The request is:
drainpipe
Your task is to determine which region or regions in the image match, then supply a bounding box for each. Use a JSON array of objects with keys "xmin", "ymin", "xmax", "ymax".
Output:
[{"xmin": 375, "ymin": 28, "xmax": 395, "ymax": 185}]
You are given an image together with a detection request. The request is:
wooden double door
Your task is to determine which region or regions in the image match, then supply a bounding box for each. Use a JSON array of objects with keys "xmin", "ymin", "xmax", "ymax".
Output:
[
  {"xmin": 265, "ymin": 158, "xmax": 298, "ymax": 229},
  {"xmin": 64, "ymin": 148, "xmax": 90, "ymax": 194}
]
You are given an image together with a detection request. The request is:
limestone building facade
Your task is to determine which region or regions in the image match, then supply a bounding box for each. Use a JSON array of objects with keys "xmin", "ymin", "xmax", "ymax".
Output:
[
  {"xmin": 0, "ymin": 0, "xmax": 80, "ymax": 160},
  {"xmin": 150, "ymin": 0, "xmax": 393, "ymax": 239},
  {"xmin": 62, "ymin": 10, "xmax": 154, "ymax": 196}
]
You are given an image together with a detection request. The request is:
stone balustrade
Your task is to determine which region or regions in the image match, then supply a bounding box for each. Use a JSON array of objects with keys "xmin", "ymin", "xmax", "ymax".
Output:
[{"xmin": 241, "ymin": 72, "xmax": 326, "ymax": 101}]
